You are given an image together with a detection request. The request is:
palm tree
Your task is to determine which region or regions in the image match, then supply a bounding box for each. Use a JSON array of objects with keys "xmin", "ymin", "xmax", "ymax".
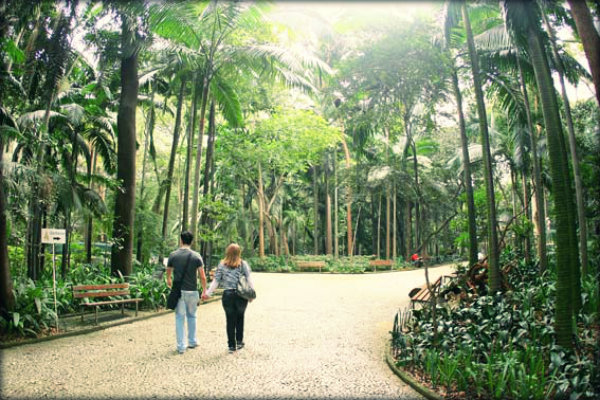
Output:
[
  {"xmin": 150, "ymin": 1, "xmax": 327, "ymax": 251},
  {"xmin": 111, "ymin": 7, "xmax": 142, "ymax": 277},
  {"xmin": 502, "ymin": 0, "xmax": 580, "ymax": 349},
  {"xmin": 461, "ymin": 2, "xmax": 501, "ymax": 292},
  {"xmin": 0, "ymin": 1, "xmax": 15, "ymax": 313},
  {"xmin": 566, "ymin": 0, "xmax": 600, "ymax": 108},
  {"xmin": 440, "ymin": 1, "xmax": 478, "ymax": 267},
  {"xmin": 0, "ymin": 112, "xmax": 14, "ymax": 315},
  {"xmin": 160, "ymin": 74, "xmax": 188, "ymax": 261},
  {"xmin": 541, "ymin": 8, "xmax": 588, "ymax": 276}
]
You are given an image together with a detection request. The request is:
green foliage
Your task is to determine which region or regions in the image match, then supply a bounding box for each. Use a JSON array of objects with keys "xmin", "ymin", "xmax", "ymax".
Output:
[
  {"xmin": 0, "ymin": 278, "xmax": 72, "ymax": 337},
  {"xmin": 246, "ymin": 256, "xmax": 291, "ymax": 272},
  {"xmin": 392, "ymin": 257, "xmax": 599, "ymax": 399},
  {"xmin": 8, "ymin": 246, "xmax": 26, "ymax": 278},
  {"xmin": 327, "ymin": 256, "xmax": 368, "ymax": 273},
  {"xmin": 128, "ymin": 264, "xmax": 169, "ymax": 310}
]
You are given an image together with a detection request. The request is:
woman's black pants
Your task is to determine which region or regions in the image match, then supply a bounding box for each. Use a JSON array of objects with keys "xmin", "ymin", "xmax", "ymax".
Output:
[{"xmin": 221, "ymin": 290, "xmax": 248, "ymax": 348}]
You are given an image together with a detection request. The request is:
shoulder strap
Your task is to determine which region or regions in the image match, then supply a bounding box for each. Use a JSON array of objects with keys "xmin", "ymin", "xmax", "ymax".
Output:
[{"xmin": 176, "ymin": 251, "xmax": 194, "ymax": 284}]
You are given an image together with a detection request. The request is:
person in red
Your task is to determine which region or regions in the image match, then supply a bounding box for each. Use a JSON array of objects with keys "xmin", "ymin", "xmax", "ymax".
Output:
[{"xmin": 411, "ymin": 253, "xmax": 423, "ymax": 268}]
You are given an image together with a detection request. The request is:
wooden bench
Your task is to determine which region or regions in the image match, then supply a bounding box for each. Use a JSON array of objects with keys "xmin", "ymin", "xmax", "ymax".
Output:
[
  {"xmin": 295, "ymin": 261, "xmax": 326, "ymax": 272},
  {"xmin": 409, "ymin": 275, "xmax": 453, "ymax": 309},
  {"xmin": 72, "ymin": 283, "xmax": 142, "ymax": 324},
  {"xmin": 369, "ymin": 259, "xmax": 394, "ymax": 271}
]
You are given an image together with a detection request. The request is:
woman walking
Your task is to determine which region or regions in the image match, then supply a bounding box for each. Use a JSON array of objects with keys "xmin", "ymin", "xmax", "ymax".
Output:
[{"xmin": 203, "ymin": 243, "xmax": 255, "ymax": 353}]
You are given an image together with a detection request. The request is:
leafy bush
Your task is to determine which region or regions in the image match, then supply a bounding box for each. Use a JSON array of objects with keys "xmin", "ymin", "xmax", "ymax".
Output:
[
  {"xmin": 0, "ymin": 278, "xmax": 72, "ymax": 337},
  {"xmin": 128, "ymin": 268, "xmax": 169, "ymax": 310},
  {"xmin": 247, "ymin": 256, "xmax": 291, "ymax": 272},
  {"xmin": 392, "ymin": 257, "xmax": 599, "ymax": 399},
  {"xmin": 328, "ymin": 256, "xmax": 368, "ymax": 273}
]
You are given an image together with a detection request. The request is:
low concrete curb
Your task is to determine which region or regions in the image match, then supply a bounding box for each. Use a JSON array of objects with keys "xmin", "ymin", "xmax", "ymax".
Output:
[
  {"xmin": 0, "ymin": 295, "xmax": 222, "ymax": 349},
  {"xmin": 385, "ymin": 342, "xmax": 444, "ymax": 400}
]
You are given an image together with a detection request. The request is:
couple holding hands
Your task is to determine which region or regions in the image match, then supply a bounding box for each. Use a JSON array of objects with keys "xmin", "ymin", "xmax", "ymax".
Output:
[{"xmin": 166, "ymin": 231, "xmax": 255, "ymax": 354}]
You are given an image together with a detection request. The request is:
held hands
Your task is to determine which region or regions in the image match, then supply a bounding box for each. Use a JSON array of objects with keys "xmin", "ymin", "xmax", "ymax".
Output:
[{"xmin": 201, "ymin": 293, "xmax": 210, "ymax": 301}]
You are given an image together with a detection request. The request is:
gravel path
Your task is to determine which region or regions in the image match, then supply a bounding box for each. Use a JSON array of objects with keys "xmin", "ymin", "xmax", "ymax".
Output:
[{"xmin": 1, "ymin": 264, "xmax": 455, "ymax": 400}]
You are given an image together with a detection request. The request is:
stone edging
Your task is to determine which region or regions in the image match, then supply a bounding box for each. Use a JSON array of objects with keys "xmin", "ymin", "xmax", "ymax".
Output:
[
  {"xmin": 385, "ymin": 342, "xmax": 444, "ymax": 400},
  {"xmin": 0, "ymin": 295, "xmax": 222, "ymax": 349}
]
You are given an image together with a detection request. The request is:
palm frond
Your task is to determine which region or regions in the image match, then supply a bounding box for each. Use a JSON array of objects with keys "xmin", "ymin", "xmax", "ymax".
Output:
[
  {"xmin": 86, "ymin": 127, "xmax": 116, "ymax": 174},
  {"xmin": 17, "ymin": 110, "xmax": 64, "ymax": 128},
  {"xmin": 211, "ymin": 74, "xmax": 243, "ymax": 128},
  {"xmin": 60, "ymin": 103, "xmax": 86, "ymax": 126}
]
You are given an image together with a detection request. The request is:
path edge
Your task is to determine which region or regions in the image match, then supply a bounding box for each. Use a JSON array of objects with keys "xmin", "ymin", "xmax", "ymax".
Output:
[
  {"xmin": 0, "ymin": 295, "xmax": 222, "ymax": 349},
  {"xmin": 385, "ymin": 341, "xmax": 444, "ymax": 400}
]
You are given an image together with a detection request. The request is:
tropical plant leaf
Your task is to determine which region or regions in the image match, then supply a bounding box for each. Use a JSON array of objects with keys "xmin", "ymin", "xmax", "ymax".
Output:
[{"xmin": 211, "ymin": 75, "xmax": 243, "ymax": 128}]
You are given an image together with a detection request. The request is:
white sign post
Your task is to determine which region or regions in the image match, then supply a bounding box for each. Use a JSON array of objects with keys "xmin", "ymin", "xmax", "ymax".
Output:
[{"xmin": 41, "ymin": 229, "xmax": 66, "ymax": 332}]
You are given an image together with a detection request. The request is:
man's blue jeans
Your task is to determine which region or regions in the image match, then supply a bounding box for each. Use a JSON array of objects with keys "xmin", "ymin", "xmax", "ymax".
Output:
[{"xmin": 175, "ymin": 290, "xmax": 199, "ymax": 352}]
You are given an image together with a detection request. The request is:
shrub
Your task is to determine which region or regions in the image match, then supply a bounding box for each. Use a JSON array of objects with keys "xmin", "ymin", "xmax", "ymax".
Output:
[
  {"xmin": 246, "ymin": 256, "xmax": 290, "ymax": 272},
  {"xmin": 0, "ymin": 277, "xmax": 71, "ymax": 337},
  {"xmin": 392, "ymin": 255, "xmax": 599, "ymax": 399}
]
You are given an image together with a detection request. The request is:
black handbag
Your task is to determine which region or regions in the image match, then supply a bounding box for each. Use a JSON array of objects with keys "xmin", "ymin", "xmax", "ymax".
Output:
[
  {"xmin": 167, "ymin": 252, "xmax": 193, "ymax": 310},
  {"xmin": 236, "ymin": 261, "xmax": 256, "ymax": 301}
]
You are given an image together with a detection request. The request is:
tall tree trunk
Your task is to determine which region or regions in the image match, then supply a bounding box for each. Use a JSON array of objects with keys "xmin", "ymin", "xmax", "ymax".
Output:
[
  {"xmin": 340, "ymin": 136, "xmax": 352, "ymax": 256},
  {"xmin": 411, "ymin": 142, "xmax": 422, "ymax": 248},
  {"xmin": 313, "ymin": 166, "xmax": 319, "ymax": 255},
  {"xmin": 202, "ymin": 99, "xmax": 216, "ymax": 199},
  {"xmin": 28, "ymin": 83, "xmax": 58, "ymax": 280},
  {"xmin": 567, "ymin": 0, "xmax": 600, "ymax": 108},
  {"xmin": 0, "ymin": 134, "xmax": 13, "ymax": 315},
  {"xmin": 160, "ymin": 77, "xmax": 187, "ymax": 262},
  {"xmin": 85, "ymin": 150, "xmax": 97, "ymax": 263},
  {"xmin": 137, "ymin": 88, "xmax": 154, "ymax": 264},
  {"xmin": 258, "ymin": 164, "xmax": 265, "ymax": 258},
  {"xmin": 325, "ymin": 162, "xmax": 332, "ymax": 255},
  {"xmin": 111, "ymin": 16, "xmax": 139, "ymax": 277},
  {"xmin": 462, "ymin": 3, "xmax": 501, "ymax": 292},
  {"xmin": 521, "ymin": 171, "xmax": 532, "ymax": 264},
  {"xmin": 510, "ymin": 168, "xmax": 521, "ymax": 251},
  {"xmin": 62, "ymin": 128, "xmax": 80, "ymax": 279},
  {"xmin": 386, "ymin": 186, "xmax": 391, "ymax": 260},
  {"xmin": 200, "ymin": 99, "xmax": 217, "ymax": 261},
  {"xmin": 377, "ymin": 192, "xmax": 382, "ymax": 258},
  {"xmin": 543, "ymin": 11, "xmax": 589, "ymax": 275},
  {"xmin": 333, "ymin": 147, "xmax": 339, "ymax": 258},
  {"xmin": 451, "ymin": 66, "xmax": 478, "ymax": 267},
  {"xmin": 517, "ymin": 56, "xmax": 548, "ymax": 271},
  {"xmin": 393, "ymin": 184, "xmax": 397, "ymax": 259},
  {"xmin": 405, "ymin": 202, "xmax": 412, "ymax": 261},
  {"xmin": 527, "ymin": 22, "xmax": 580, "ymax": 349},
  {"xmin": 182, "ymin": 77, "xmax": 198, "ymax": 231},
  {"xmin": 190, "ymin": 76, "xmax": 210, "ymax": 247}
]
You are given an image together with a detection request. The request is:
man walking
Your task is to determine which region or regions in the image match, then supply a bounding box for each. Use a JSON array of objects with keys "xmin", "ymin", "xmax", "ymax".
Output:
[{"xmin": 166, "ymin": 231, "xmax": 207, "ymax": 354}]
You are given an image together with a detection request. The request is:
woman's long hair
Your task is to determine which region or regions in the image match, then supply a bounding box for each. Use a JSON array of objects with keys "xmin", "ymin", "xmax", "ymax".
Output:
[{"xmin": 222, "ymin": 243, "xmax": 242, "ymax": 268}]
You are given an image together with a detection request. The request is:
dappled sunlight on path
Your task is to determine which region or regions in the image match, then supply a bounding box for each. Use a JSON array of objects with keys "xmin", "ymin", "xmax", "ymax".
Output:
[{"xmin": 0, "ymin": 264, "xmax": 455, "ymax": 400}]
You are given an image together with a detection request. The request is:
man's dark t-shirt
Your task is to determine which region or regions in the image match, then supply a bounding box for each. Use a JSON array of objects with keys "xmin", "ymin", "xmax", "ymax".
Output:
[{"xmin": 167, "ymin": 248, "xmax": 204, "ymax": 291}]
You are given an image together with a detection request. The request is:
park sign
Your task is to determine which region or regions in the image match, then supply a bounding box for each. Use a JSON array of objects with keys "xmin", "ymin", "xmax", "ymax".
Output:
[{"xmin": 41, "ymin": 229, "xmax": 66, "ymax": 244}]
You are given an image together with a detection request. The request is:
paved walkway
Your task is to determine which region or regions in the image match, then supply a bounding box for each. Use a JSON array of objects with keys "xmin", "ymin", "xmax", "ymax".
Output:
[{"xmin": 1, "ymin": 264, "xmax": 454, "ymax": 400}]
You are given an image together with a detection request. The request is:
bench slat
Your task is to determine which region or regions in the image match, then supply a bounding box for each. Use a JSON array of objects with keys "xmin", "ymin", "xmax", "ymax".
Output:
[
  {"xmin": 73, "ymin": 283, "xmax": 129, "ymax": 291},
  {"xmin": 369, "ymin": 259, "xmax": 394, "ymax": 266},
  {"xmin": 74, "ymin": 290, "xmax": 130, "ymax": 298},
  {"xmin": 84, "ymin": 298, "xmax": 142, "ymax": 307},
  {"xmin": 410, "ymin": 277, "xmax": 443, "ymax": 305},
  {"xmin": 296, "ymin": 261, "xmax": 326, "ymax": 267}
]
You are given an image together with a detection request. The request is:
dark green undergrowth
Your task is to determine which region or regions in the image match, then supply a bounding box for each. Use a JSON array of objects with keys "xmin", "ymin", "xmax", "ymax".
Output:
[{"xmin": 392, "ymin": 252, "xmax": 599, "ymax": 399}]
